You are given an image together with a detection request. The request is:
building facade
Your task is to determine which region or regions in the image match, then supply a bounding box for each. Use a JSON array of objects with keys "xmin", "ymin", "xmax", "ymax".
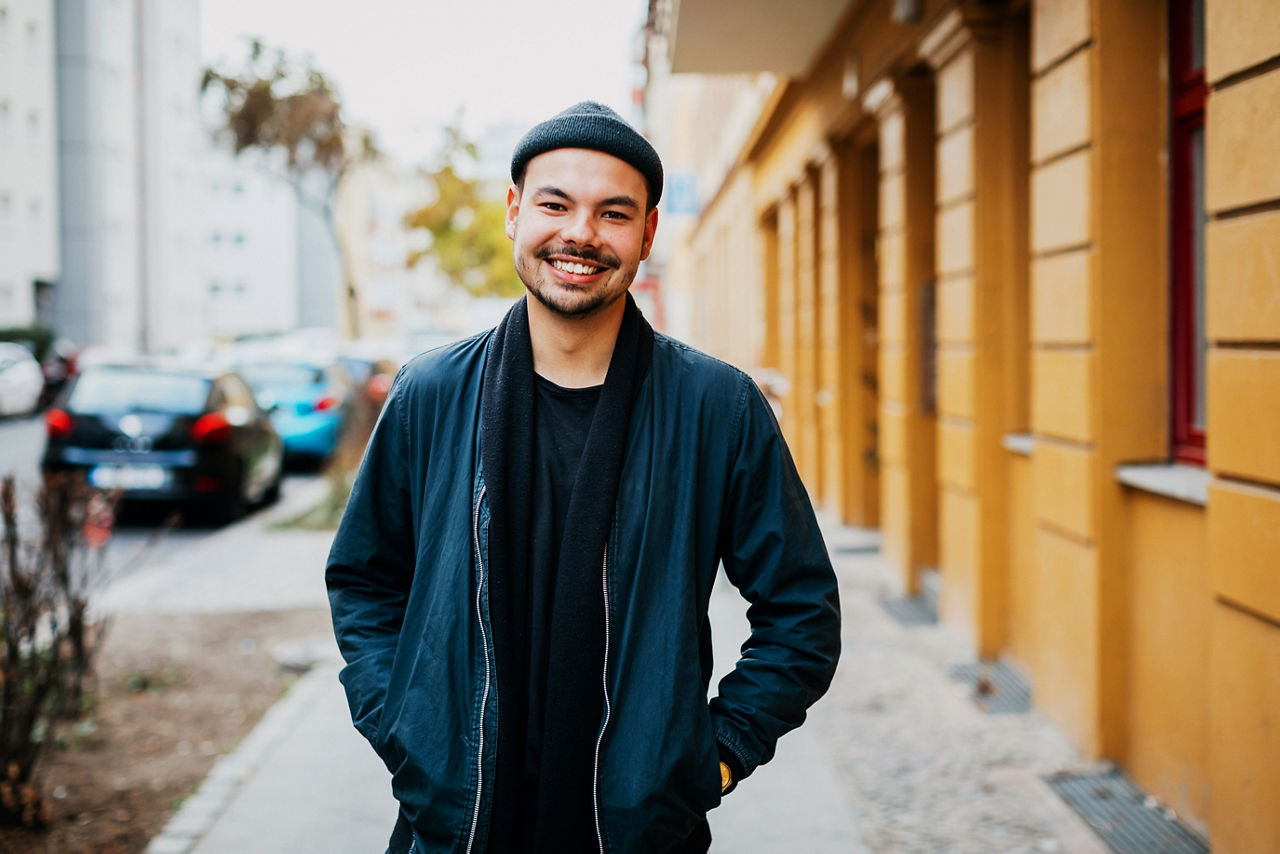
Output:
[
  {"xmin": 0, "ymin": 0, "xmax": 59, "ymax": 330},
  {"xmin": 646, "ymin": 0, "xmax": 1279, "ymax": 850},
  {"xmin": 53, "ymin": 0, "xmax": 143, "ymax": 349},
  {"xmin": 135, "ymin": 0, "xmax": 211, "ymax": 353},
  {"xmin": 201, "ymin": 151, "xmax": 300, "ymax": 342}
]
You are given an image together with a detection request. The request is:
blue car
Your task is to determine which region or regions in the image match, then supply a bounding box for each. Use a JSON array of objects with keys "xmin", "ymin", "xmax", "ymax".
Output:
[{"xmin": 235, "ymin": 360, "xmax": 352, "ymax": 465}]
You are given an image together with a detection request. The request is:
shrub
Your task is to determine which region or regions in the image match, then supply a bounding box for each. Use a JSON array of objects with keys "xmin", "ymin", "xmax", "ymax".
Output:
[{"xmin": 0, "ymin": 474, "xmax": 114, "ymax": 827}]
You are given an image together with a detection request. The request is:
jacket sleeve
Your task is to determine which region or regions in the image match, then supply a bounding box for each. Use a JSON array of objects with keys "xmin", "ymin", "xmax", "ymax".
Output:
[
  {"xmin": 325, "ymin": 368, "xmax": 416, "ymax": 772},
  {"xmin": 709, "ymin": 375, "xmax": 841, "ymax": 781}
]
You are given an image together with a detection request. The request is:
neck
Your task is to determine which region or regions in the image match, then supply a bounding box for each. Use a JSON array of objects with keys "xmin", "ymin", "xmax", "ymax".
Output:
[{"xmin": 526, "ymin": 294, "xmax": 626, "ymax": 388}]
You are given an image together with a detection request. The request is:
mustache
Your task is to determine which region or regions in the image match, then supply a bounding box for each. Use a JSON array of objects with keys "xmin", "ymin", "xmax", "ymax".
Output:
[{"xmin": 535, "ymin": 245, "xmax": 620, "ymax": 270}]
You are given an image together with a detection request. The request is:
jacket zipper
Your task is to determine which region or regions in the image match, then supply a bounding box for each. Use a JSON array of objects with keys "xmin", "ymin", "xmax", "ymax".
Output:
[
  {"xmin": 465, "ymin": 485, "xmax": 490, "ymax": 854},
  {"xmin": 592, "ymin": 544, "xmax": 612, "ymax": 854}
]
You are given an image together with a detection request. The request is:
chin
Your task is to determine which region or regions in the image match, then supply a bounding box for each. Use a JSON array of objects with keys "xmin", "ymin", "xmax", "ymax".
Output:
[{"xmin": 531, "ymin": 289, "xmax": 609, "ymax": 319}]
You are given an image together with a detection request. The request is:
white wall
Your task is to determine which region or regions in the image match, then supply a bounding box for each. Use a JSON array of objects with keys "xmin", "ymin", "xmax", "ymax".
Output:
[
  {"xmin": 0, "ymin": 0, "xmax": 60, "ymax": 328},
  {"xmin": 201, "ymin": 151, "xmax": 300, "ymax": 341},
  {"xmin": 54, "ymin": 0, "xmax": 141, "ymax": 349},
  {"xmin": 137, "ymin": 0, "xmax": 209, "ymax": 352}
]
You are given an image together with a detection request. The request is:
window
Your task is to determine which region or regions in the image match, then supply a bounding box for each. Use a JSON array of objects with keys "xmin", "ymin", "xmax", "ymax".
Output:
[
  {"xmin": 1170, "ymin": 0, "xmax": 1206, "ymax": 464},
  {"xmin": 68, "ymin": 368, "xmax": 211, "ymax": 416}
]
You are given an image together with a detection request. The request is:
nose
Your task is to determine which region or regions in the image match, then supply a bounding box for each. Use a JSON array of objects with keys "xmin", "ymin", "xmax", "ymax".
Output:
[{"xmin": 559, "ymin": 209, "xmax": 597, "ymax": 246}]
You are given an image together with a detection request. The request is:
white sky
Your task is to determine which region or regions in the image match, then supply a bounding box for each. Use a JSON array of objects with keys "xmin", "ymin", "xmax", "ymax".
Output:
[{"xmin": 201, "ymin": 0, "xmax": 651, "ymax": 168}]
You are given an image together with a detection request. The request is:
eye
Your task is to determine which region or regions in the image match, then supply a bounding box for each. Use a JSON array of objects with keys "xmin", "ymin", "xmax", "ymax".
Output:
[
  {"xmin": 602, "ymin": 210, "xmax": 630, "ymax": 221},
  {"xmin": 539, "ymin": 201, "xmax": 567, "ymax": 212}
]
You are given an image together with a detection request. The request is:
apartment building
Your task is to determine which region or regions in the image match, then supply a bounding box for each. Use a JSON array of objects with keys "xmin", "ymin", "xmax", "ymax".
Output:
[{"xmin": 646, "ymin": 1, "xmax": 1280, "ymax": 850}]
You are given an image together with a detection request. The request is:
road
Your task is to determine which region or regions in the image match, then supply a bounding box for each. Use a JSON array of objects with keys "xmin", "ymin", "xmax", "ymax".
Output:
[{"xmin": 0, "ymin": 413, "xmax": 323, "ymax": 589}]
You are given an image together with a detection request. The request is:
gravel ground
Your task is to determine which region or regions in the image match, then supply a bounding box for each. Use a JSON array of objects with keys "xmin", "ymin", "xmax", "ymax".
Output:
[{"xmin": 810, "ymin": 530, "xmax": 1107, "ymax": 854}]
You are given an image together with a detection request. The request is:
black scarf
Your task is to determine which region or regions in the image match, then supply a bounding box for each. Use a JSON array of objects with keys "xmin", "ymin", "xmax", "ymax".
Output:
[{"xmin": 481, "ymin": 294, "xmax": 653, "ymax": 852}]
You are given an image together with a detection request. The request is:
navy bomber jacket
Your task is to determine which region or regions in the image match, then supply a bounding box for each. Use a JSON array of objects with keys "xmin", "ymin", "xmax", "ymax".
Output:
[{"xmin": 326, "ymin": 328, "xmax": 841, "ymax": 854}]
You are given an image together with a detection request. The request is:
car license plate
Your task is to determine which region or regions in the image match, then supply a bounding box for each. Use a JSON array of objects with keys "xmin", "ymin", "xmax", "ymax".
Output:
[{"xmin": 89, "ymin": 464, "xmax": 170, "ymax": 490}]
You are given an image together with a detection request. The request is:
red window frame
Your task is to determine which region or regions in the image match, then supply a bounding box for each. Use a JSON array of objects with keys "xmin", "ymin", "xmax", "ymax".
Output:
[{"xmin": 1169, "ymin": 0, "xmax": 1206, "ymax": 464}]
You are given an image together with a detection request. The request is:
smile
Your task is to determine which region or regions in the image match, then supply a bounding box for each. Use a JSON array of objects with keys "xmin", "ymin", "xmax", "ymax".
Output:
[{"xmin": 549, "ymin": 258, "xmax": 606, "ymax": 276}]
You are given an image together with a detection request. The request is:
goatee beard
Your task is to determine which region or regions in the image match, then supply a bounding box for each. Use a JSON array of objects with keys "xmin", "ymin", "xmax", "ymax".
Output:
[{"xmin": 516, "ymin": 253, "xmax": 629, "ymax": 320}]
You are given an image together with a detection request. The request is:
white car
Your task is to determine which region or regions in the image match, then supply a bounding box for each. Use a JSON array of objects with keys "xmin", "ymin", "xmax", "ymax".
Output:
[{"xmin": 0, "ymin": 342, "xmax": 44, "ymax": 416}]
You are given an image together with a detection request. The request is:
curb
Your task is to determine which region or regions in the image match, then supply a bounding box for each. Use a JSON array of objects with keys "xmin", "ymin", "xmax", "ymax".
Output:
[{"xmin": 144, "ymin": 660, "xmax": 340, "ymax": 854}]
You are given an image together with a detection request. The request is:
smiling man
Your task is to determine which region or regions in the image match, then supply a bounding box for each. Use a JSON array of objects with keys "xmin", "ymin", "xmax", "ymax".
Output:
[{"xmin": 327, "ymin": 102, "xmax": 841, "ymax": 854}]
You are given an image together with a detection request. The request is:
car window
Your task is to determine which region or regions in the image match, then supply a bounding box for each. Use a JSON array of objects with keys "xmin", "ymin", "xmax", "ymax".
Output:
[
  {"xmin": 236, "ymin": 363, "xmax": 325, "ymax": 388},
  {"xmin": 68, "ymin": 368, "xmax": 211, "ymax": 415}
]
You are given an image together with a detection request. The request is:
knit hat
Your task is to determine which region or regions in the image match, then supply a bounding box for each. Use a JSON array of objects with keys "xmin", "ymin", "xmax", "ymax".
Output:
[{"xmin": 510, "ymin": 101, "xmax": 663, "ymax": 206}]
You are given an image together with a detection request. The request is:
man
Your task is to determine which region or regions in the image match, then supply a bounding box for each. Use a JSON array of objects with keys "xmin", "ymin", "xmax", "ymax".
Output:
[{"xmin": 327, "ymin": 102, "xmax": 840, "ymax": 854}]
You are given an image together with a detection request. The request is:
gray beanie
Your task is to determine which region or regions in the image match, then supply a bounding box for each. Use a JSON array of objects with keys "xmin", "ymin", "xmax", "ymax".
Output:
[{"xmin": 510, "ymin": 101, "xmax": 663, "ymax": 206}]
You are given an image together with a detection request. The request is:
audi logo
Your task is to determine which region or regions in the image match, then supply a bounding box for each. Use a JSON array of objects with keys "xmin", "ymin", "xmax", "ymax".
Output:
[{"xmin": 112, "ymin": 436, "xmax": 154, "ymax": 453}]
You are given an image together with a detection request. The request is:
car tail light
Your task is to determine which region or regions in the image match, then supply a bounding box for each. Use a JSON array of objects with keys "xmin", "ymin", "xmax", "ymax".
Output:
[
  {"xmin": 45, "ymin": 408, "xmax": 73, "ymax": 438},
  {"xmin": 194, "ymin": 475, "xmax": 222, "ymax": 493},
  {"xmin": 313, "ymin": 394, "xmax": 340, "ymax": 411},
  {"xmin": 191, "ymin": 412, "xmax": 232, "ymax": 443},
  {"xmin": 367, "ymin": 374, "xmax": 391, "ymax": 401}
]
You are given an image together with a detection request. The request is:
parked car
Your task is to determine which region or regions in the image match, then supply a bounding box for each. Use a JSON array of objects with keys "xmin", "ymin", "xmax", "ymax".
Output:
[
  {"xmin": 0, "ymin": 342, "xmax": 43, "ymax": 416},
  {"xmin": 41, "ymin": 363, "xmax": 284, "ymax": 523},
  {"xmin": 37, "ymin": 338, "xmax": 79, "ymax": 410},
  {"xmin": 233, "ymin": 359, "xmax": 352, "ymax": 465}
]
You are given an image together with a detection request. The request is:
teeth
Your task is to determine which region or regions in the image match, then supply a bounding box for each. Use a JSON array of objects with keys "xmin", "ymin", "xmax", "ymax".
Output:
[{"xmin": 551, "ymin": 259, "xmax": 601, "ymax": 276}]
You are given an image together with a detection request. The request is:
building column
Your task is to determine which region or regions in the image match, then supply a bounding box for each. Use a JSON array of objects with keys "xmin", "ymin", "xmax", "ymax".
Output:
[
  {"xmin": 918, "ymin": 2, "xmax": 1029, "ymax": 658},
  {"xmin": 794, "ymin": 168, "xmax": 823, "ymax": 496},
  {"xmin": 775, "ymin": 191, "xmax": 802, "ymax": 458},
  {"xmin": 1203, "ymin": 0, "xmax": 1280, "ymax": 848},
  {"xmin": 819, "ymin": 131, "xmax": 882, "ymax": 528},
  {"xmin": 865, "ymin": 71, "xmax": 938, "ymax": 595}
]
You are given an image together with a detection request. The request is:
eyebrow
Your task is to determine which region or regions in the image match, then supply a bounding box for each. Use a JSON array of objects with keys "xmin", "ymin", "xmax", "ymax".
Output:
[{"xmin": 533, "ymin": 186, "xmax": 641, "ymax": 211}]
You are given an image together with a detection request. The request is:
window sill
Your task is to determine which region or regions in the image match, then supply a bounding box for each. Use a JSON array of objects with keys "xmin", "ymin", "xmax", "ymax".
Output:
[
  {"xmin": 1115, "ymin": 462, "xmax": 1209, "ymax": 507},
  {"xmin": 1002, "ymin": 433, "xmax": 1034, "ymax": 457}
]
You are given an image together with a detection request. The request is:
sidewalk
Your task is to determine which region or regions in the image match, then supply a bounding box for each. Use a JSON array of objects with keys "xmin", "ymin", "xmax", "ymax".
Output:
[
  {"xmin": 146, "ymin": 567, "xmax": 866, "ymax": 853},
  {"xmin": 143, "ymin": 519, "xmax": 1106, "ymax": 854}
]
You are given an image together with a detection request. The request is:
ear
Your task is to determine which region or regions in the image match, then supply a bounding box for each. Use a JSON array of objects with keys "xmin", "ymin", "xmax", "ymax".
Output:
[
  {"xmin": 639, "ymin": 207, "xmax": 659, "ymax": 261},
  {"xmin": 505, "ymin": 185, "xmax": 520, "ymax": 241}
]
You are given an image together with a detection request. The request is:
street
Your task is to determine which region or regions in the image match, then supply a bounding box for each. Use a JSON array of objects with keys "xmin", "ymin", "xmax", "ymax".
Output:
[{"xmin": 0, "ymin": 413, "xmax": 323, "ymax": 592}]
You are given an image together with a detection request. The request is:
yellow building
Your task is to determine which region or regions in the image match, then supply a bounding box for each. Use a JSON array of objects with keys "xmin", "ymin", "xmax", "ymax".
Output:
[{"xmin": 644, "ymin": 0, "xmax": 1279, "ymax": 850}]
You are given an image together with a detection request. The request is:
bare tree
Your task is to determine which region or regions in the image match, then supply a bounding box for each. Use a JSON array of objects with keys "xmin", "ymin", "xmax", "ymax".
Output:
[{"xmin": 201, "ymin": 39, "xmax": 377, "ymax": 337}]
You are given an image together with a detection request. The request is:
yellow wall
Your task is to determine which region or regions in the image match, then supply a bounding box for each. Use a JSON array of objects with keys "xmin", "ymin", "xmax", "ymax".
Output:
[
  {"xmin": 1203, "ymin": 0, "xmax": 1280, "ymax": 848},
  {"xmin": 1003, "ymin": 451, "xmax": 1036, "ymax": 675},
  {"xmin": 662, "ymin": 0, "xmax": 1280, "ymax": 848},
  {"xmin": 1123, "ymin": 494, "xmax": 1210, "ymax": 835},
  {"xmin": 1025, "ymin": 0, "xmax": 1104, "ymax": 752}
]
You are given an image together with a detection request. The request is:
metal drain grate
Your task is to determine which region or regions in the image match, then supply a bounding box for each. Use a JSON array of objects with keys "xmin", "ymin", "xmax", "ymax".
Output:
[
  {"xmin": 879, "ymin": 595, "xmax": 937, "ymax": 625},
  {"xmin": 1044, "ymin": 769, "xmax": 1209, "ymax": 854},
  {"xmin": 949, "ymin": 661, "xmax": 1031, "ymax": 714}
]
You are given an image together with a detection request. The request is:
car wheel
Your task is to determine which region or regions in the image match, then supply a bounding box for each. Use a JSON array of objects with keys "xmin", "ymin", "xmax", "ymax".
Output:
[
  {"xmin": 214, "ymin": 468, "xmax": 248, "ymax": 526},
  {"xmin": 262, "ymin": 471, "xmax": 283, "ymax": 506}
]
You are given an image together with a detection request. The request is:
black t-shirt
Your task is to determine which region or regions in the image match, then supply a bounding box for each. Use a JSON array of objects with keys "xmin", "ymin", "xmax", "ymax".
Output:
[{"xmin": 523, "ymin": 374, "xmax": 602, "ymax": 837}]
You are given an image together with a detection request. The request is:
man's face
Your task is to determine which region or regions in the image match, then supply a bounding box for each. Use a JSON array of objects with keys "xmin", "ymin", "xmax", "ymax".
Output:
[{"xmin": 506, "ymin": 148, "xmax": 658, "ymax": 320}]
